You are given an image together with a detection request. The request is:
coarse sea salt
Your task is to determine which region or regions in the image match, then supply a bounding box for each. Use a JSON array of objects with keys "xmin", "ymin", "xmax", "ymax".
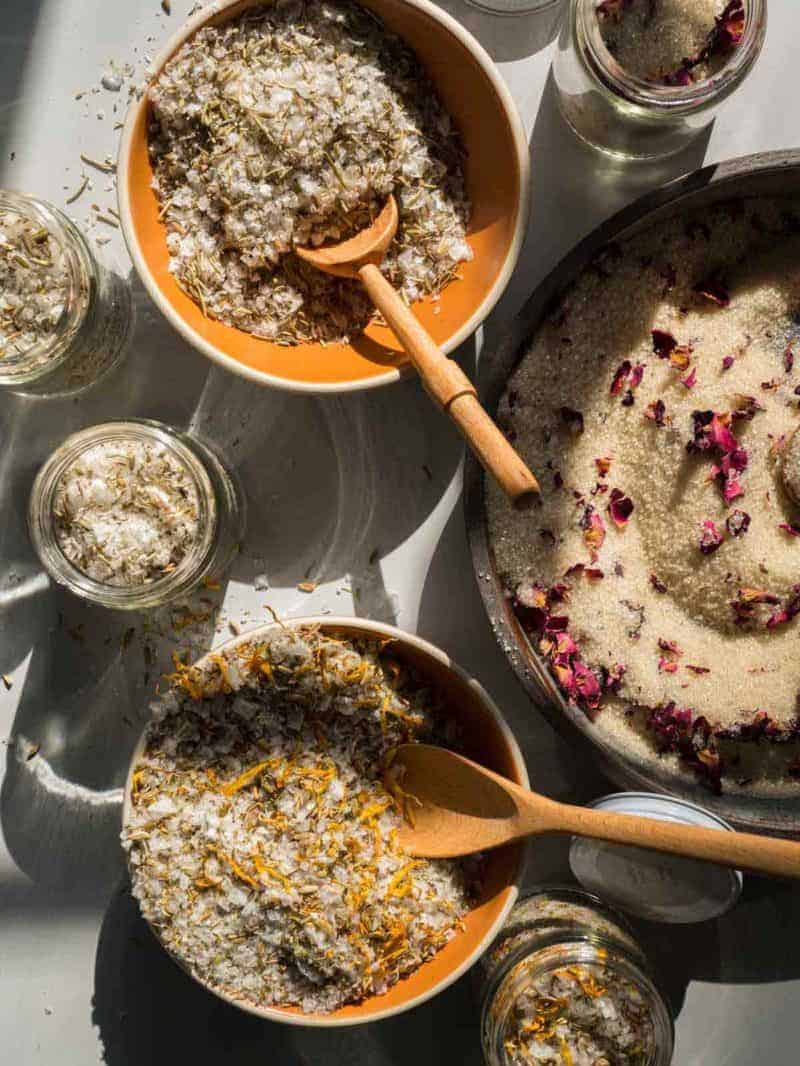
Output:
[
  {"xmin": 0, "ymin": 208, "xmax": 71, "ymax": 359},
  {"xmin": 53, "ymin": 438, "xmax": 200, "ymax": 587},
  {"xmin": 148, "ymin": 0, "xmax": 472, "ymax": 345},
  {"xmin": 123, "ymin": 627, "xmax": 470, "ymax": 1013}
]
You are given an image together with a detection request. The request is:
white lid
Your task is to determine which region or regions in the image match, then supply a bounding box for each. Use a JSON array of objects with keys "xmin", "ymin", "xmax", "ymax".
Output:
[{"xmin": 569, "ymin": 792, "xmax": 743, "ymax": 924}]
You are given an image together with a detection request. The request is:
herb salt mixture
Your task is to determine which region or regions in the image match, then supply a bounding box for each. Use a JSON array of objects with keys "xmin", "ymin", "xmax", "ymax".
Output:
[
  {"xmin": 54, "ymin": 439, "xmax": 201, "ymax": 586},
  {"xmin": 488, "ymin": 198, "xmax": 800, "ymax": 795},
  {"xmin": 597, "ymin": 0, "xmax": 746, "ymax": 85},
  {"xmin": 0, "ymin": 208, "xmax": 74, "ymax": 362},
  {"xmin": 148, "ymin": 0, "xmax": 472, "ymax": 345},
  {"xmin": 504, "ymin": 963, "xmax": 652, "ymax": 1066},
  {"xmin": 123, "ymin": 627, "xmax": 469, "ymax": 1013}
]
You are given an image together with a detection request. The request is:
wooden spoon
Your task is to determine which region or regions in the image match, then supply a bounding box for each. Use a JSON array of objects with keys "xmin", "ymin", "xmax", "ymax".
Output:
[
  {"xmin": 296, "ymin": 196, "xmax": 540, "ymax": 509},
  {"xmin": 390, "ymin": 744, "xmax": 800, "ymax": 879}
]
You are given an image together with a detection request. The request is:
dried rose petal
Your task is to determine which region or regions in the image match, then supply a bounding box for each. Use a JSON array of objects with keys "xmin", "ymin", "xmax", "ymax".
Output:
[
  {"xmin": 644, "ymin": 399, "xmax": 666, "ymax": 426},
  {"xmin": 738, "ymin": 587, "xmax": 781, "ymax": 605},
  {"xmin": 650, "ymin": 573, "xmax": 668, "ymax": 593},
  {"xmin": 726, "ymin": 509, "xmax": 750, "ymax": 537},
  {"xmin": 610, "ymin": 360, "xmax": 632, "ymax": 396},
  {"xmin": 699, "ymin": 519, "xmax": 724, "ymax": 554},
  {"xmin": 694, "ymin": 276, "xmax": 730, "ymax": 307},
  {"xmin": 560, "ymin": 407, "xmax": 584, "ymax": 434},
  {"xmin": 708, "ymin": 414, "xmax": 738, "ymax": 453},
  {"xmin": 652, "ymin": 329, "xmax": 678, "ymax": 358},
  {"xmin": 573, "ymin": 662, "xmax": 601, "ymax": 708},
  {"xmin": 681, "ymin": 367, "xmax": 697, "ymax": 390},
  {"xmin": 716, "ymin": 0, "xmax": 745, "ymax": 48},
  {"xmin": 732, "ymin": 395, "xmax": 765, "ymax": 421},
  {"xmin": 608, "ymin": 488, "xmax": 634, "ymax": 529},
  {"xmin": 553, "ymin": 470, "xmax": 564, "ymax": 489},
  {"xmin": 723, "ymin": 475, "xmax": 744, "ymax": 503},
  {"xmin": 658, "ymin": 638, "xmax": 682, "ymax": 656},
  {"xmin": 669, "ymin": 347, "xmax": 693, "ymax": 372},
  {"xmin": 779, "ymin": 522, "xmax": 800, "ymax": 537},
  {"xmin": 630, "ymin": 363, "xmax": 646, "ymax": 388},
  {"xmin": 658, "ymin": 658, "xmax": 679, "ymax": 674},
  {"xmin": 595, "ymin": 457, "xmax": 612, "ymax": 477},
  {"xmin": 582, "ymin": 507, "xmax": 606, "ymax": 561},
  {"xmin": 785, "ymin": 348, "xmax": 795, "ymax": 373},
  {"xmin": 516, "ymin": 583, "xmax": 549, "ymax": 609},
  {"xmin": 686, "ymin": 665, "xmax": 711, "ymax": 676},
  {"xmin": 722, "ymin": 355, "xmax": 735, "ymax": 371},
  {"xmin": 603, "ymin": 662, "xmax": 626, "ymax": 693},
  {"xmin": 621, "ymin": 390, "xmax": 635, "ymax": 407}
]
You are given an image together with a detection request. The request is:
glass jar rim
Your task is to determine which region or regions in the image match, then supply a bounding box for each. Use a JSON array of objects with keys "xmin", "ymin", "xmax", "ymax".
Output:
[
  {"xmin": 0, "ymin": 190, "xmax": 96, "ymax": 385},
  {"xmin": 577, "ymin": 0, "xmax": 767, "ymax": 114},
  {"xmin": 485, "ymin": 938, "xmax": 675, "ymax": 1066},
  {"xmin": 28, "ymin": 419, "xmax": 220, "ymax": 609}
]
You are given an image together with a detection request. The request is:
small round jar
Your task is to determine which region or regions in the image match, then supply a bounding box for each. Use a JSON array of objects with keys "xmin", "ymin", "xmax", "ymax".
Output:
[
  {"xmin": 552, "ymin": 0, "xmax": 766, "ymax": 160},
  {"xmin": 479, "ymin": 886, "xmax": 674, "ymax": 1066},
  {"xmin": 28, "ymin": 419, "xmax": 245, "ymax": 609},
  {"xmin": 0, "ymin": 190, "xmax": 131, "ymax": 396}
]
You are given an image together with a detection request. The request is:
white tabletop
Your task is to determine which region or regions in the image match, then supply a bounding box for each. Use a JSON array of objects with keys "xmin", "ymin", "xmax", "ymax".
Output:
[{"xmin": 1, "ymin": 1, "xmax": 799, "ymax": 1062}]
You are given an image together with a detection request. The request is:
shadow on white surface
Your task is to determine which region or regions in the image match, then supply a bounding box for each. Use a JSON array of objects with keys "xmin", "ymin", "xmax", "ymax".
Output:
[
  {"xmin": 92, "ymin": 884, "xmax": 483, "ymax": 1066},
  {"xmin": 431, "ymin": 0, "xmax": 563, "ymax": 62}
]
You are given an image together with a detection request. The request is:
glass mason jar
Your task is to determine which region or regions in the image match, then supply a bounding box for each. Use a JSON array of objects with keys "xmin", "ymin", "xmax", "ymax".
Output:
[
  {"xmin": 0, "ymin": 190, "xmax": 131, "ymax": 396},
  {"xmin": 465, "ymin": 0, "xmax": 564, "ymax": 23},
  {"xmin": 552, "ymin": 0, "xmax": 767, "ymax": 160},
  {"xmin": 28, "ymin": 419, "xmax": 245, "ymax": 609},
  {"xmin": 479, "ymin": 886, "xmax": 674, "ymax": 1066}
]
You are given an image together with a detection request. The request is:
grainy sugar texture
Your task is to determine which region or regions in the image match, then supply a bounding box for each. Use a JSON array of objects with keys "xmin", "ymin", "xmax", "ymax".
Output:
[
  {"xmin": 488, "ymin": 198, "xmax": 800, "ymax": 794},
  {"xmin": 53, "ymin": 439, "xmax": 200, "ymax": 586},
  {"xmin": 123, "ymin": 628, "xmax": 469, "ymax": 1013},
  {"xmin": 597, "ymin": 0, "xmax": 745, "ymax": 84},
  {"xmin": 148, "ymin": 0, "xmax": 472, "ymax": 345},
  {"xmin": 0, "ymin": 209, "xmax": 72, "ymax": 361},
  {"xmin": 503, "ymin": 963, "xmax": 653, "ymax": 1066}
]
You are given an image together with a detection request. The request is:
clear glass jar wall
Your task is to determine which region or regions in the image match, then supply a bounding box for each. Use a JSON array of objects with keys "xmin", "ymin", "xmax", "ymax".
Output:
[
  {"xmin": 479, "ymin": 887, "xmax": 674, "ymax": 1066},
  {"xmin": 552, "ymin": 0, "xmax": 766, "ymax": 160},
  {"xmin": 0, "ymin": 190, "xmax": 131, "ymax": 396},
  {"xmin": 28, "ymin": 419, "xmax": 245, "ymax": 610}
]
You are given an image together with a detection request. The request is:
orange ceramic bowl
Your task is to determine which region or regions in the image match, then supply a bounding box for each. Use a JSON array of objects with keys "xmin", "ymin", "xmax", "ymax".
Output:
[
  {"xmin": 117, "ymin": 0, "xmax": 530, "ymax": 394},
  {"xmin": 121, "ymin": 617, "xmax": 527, "ymax": 1026}
]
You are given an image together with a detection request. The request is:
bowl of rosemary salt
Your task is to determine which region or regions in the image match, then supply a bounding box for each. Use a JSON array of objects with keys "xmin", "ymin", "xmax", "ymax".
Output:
[
  {"xmin": 121, "ymin": 618, "xmax": 528, "ymax": 1025},
  {"xmin": 118, "ymin": 0, "xmax": 529, "ymax": 393}
]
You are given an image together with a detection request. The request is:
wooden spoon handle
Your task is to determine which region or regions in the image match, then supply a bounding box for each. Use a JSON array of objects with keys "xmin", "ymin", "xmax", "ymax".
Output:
[
  {"xmin": 547, "ymin": 801, "xmax": 800, "ymax": 879},
  {"xmin": 358, "ymin": 263, "xmax": 540, "ymax": 508}
]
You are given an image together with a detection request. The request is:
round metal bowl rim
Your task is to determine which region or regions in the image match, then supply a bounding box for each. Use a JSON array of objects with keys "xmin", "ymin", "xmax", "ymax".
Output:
[
  {"xmin": 121, "ymin": 615, "xmax": 529, "ymax": 1027},
  {"xmin": 116, "ymin": 0, "xmax": 531, "ymax": 396},
  {"xmin": 465, "ymin": 148, "xmax": 800, "ymax": 837}
]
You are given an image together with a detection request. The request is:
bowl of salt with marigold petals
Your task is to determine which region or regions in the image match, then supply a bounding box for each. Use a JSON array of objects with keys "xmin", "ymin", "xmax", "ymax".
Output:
[
  {"xmin": 121, "ymin": 617, "xmax": 528, "ymax": 1025},
  {"xmin": 118, "ymin": 0, "xmax": 529, "ymax": 394}
]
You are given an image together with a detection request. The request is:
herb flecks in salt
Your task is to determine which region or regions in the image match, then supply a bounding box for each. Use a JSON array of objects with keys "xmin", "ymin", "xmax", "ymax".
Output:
[
  {"xmin": 53, "ymin": 439, "xmax": 200, "ymax": 587},
  {"xmin": 148, "ymin": 0, "xmax": 472, "ymax": 345},
  {"xmin": 0, "ymin": 210, "xmax": 70, "ymax": 359},
  {"xmin": 503, "ymin": 962, "xmax": 653, "ymax": 1066},
  {"xmin": 123, "ymin": 628, "xmax": 469, "ymax": 1013}
]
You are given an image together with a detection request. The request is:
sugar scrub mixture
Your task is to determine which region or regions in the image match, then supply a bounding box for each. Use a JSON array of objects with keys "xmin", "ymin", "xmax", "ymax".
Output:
[
  {"xmin": 53, "ymin": 438, "xmax": 201, "ymax": 586},
  {"xmin": 488, "ymin": 198, "xmax": 800, "ymax": 795},
  {"xmin": 0, "ymin": 207, "xmax": 75, "ymax": 362},
  {"xmin": 123, "ymin": 627, "xmax": 470, "ymax": 1013},
  {"xmin": 502, "ymin": 963, "xmax": 653, "ymax": 1065},
  {"xmin": 597, "ymin": 0, "xmax": 746, "ymax": 85},
  {"xmin": 148, "ymin": 0, "xmax": 472, "ymax": 346}
]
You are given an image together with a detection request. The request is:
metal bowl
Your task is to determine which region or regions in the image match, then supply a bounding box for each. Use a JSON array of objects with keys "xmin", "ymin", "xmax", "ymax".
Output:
[{"xmin": 466, "ymin": 149, "xmax": 800, "ymax": 839}]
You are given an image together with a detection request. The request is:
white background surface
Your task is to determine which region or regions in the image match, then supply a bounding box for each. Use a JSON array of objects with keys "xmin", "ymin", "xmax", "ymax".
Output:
[{"xmin": 1, "ymin": 1, "xmax": 799, "ymax": 1062}]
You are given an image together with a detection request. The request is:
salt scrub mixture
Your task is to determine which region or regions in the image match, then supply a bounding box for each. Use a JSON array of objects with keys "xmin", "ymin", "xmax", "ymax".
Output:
[
  {"xmin": 488, "ymin": 198, "xmax": 800, "ymax": 795},
  {"xmin": 123, "ymin": 627, "xmax": 470, "ymax": 1013},
  {"xmin": 53, "ymin": 439, "xmax": 200, "ymax": 586},
  {"xmin": 148, "ymin": 0, "xmax": 472, "ymax": 345},
  {"xmin": 597, "ymin": 0, "xmax": 746, "ymax": 85},
  {"xmin": 0, "ymin": 207, "xmax": 74, "ymax": 361},
  {"xmin": 503, "ymin": 963, "xmax": 653, "ymax": 1066}
]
